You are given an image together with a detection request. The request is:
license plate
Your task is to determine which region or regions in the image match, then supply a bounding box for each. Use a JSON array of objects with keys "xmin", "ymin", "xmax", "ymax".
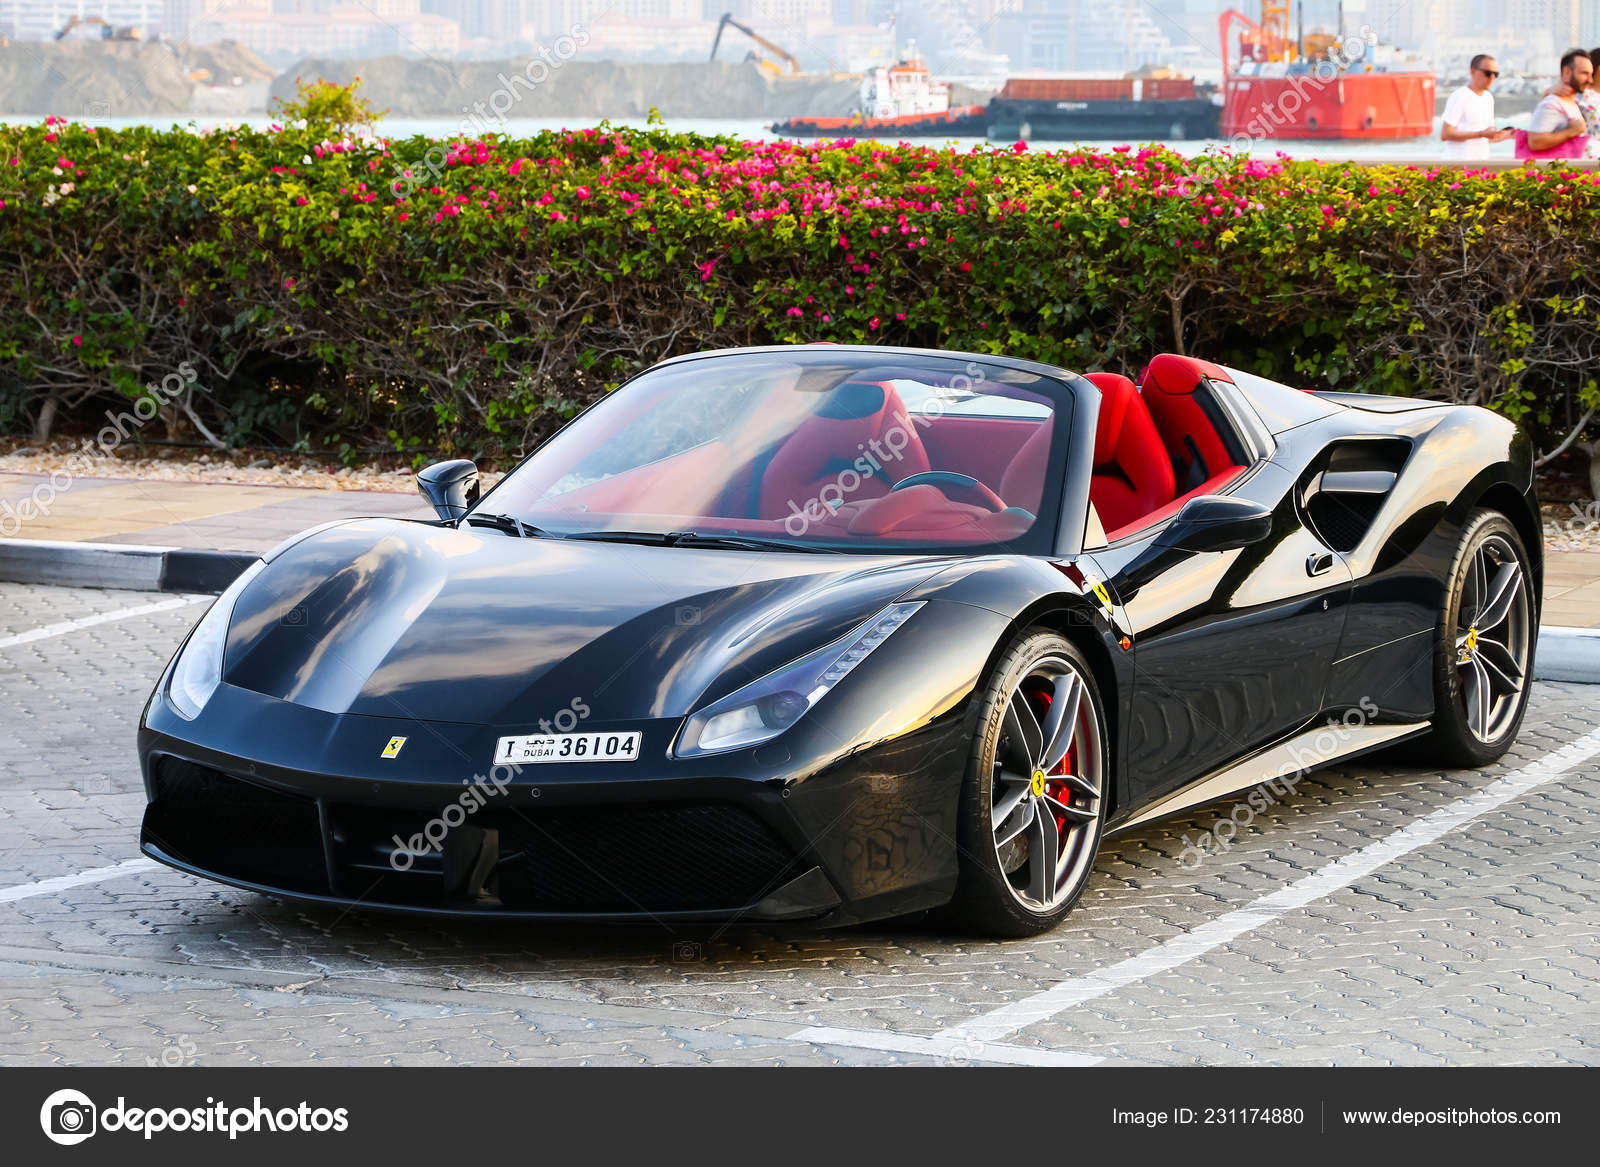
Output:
[{"xmin": 493, "ymin": 732, "xmax": 642, "ymax": 765}]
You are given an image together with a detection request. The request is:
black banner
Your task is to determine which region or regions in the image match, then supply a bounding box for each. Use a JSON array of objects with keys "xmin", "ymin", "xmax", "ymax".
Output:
[{"xmin": 4, "ymin": 1067, "xmax": 1592, "ymax": 1161}]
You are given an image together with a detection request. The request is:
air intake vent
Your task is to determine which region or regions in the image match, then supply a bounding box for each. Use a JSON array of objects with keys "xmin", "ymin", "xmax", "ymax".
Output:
[{"xmin": 1299, "ymin": 439, "xmax": 1411, "ymax": 553}]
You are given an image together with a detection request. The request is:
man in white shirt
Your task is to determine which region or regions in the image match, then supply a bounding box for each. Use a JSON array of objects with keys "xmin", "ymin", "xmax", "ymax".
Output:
[{"xmin": 1442, "ymin": 55, "xmax": 1513, "ymax": 159}]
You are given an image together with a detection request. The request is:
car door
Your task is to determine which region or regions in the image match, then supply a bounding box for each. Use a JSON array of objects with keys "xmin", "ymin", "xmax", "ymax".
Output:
[{"xmin": 1088, "ymin": 433, "xmax": 1354, "ymax": 812}]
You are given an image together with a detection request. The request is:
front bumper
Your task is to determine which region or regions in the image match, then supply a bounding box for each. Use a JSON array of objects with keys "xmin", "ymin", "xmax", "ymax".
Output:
[
  {"xmin": 141, "ymin": 752, "xmax": 845, "ymax": 922},
  {"xmin": 137, "ymin": 677, "xmax": 976, "ymax": 926}
]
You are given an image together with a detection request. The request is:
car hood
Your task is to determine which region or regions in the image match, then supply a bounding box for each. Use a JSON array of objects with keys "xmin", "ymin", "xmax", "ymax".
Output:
[{"xmin": 222, "ymin": 518, "xmax": 955, "ymax": 725}]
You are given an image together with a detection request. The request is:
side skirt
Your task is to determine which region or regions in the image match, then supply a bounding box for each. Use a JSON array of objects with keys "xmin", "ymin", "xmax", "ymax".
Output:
[{"xmin": 1108, "ymin": 719, "xmax": 1430, "ymax": 834}]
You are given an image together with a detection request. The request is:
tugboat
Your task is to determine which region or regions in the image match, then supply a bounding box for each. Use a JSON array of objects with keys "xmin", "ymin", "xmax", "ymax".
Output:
[
  {"xmin": 1219, "ymin": 2, "xmax": 1435, "ymax": 138},
  {"xmin": 771, "ymin": 43, "xmax": 988, "ymax": 140}
]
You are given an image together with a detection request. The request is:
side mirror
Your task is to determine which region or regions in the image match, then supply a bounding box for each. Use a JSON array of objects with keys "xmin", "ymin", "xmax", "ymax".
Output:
[
  {"xmin": 416, "ymin": 459, "xmax": 480, "ymax": 522},
  {"xmin": 1156, "ymin": 494, "xmax": 1274, "ymax": 553}
]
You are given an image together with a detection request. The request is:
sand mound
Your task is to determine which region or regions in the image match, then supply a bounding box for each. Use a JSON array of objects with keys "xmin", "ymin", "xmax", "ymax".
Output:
[{"xmin": 269, "ymin": 57, "xmax": 860, "ymax": 120}]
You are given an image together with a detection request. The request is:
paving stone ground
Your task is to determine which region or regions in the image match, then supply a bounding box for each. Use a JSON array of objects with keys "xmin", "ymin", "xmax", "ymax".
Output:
[{"xmin": 0, "ymin": 581, "xmax": 1596, "ymax": 1066}]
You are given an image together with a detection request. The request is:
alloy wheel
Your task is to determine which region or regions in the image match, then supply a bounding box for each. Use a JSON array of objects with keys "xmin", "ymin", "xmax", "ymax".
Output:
[
  {"xmin": 990, "ymin": 656, "xmax": 1104, "ymax": 911},
  {"xmin": 1455, "ymin": 533, "xmax": 1531, "ymax": 743}
]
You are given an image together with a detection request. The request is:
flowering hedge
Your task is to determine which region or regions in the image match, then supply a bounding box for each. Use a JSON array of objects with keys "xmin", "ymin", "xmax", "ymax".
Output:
[{"xmin": 1, "ymin": 109, "xmax": 1597, "ymax": 462}]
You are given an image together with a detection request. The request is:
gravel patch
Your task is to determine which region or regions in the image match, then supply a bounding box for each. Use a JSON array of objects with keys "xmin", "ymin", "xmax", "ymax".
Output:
[{"xmin": 0, "ymin": 443, "xmax": 505, "ymax": 496}]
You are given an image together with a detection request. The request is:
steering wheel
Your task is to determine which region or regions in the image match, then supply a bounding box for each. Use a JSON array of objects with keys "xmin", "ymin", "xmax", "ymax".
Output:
[{"xmin": 889, "ymin": 471, "xmax": 1007, "ymax": 513}]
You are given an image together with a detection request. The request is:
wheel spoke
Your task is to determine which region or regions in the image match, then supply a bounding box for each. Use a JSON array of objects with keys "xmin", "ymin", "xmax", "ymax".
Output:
[
  {"xmin": 1057, "ymin": 771, "xmax": 1100, "ymax": 799},
  {"xmin": 996, "ymin": 797, "xmax": 1035, "ymax": 849},
  {"xmin": 1477, "ymin": 637, "xmax": 1523, "ymax": 694},
  {"xmin": 1461, "ymin": 551, "xmax": 1486, "ymax": 628},
  {"xmin": 992, "ymin": 781, "xmax": 1031, "ymax": 831},
  {"xmin": 1003, "ymin": 692, "xmax": 1044, "ymax": 770},
  {"xmin": 1477, "ymin": 560, "xmax": 1524, "ymax": 633},
  {"xmin": 1465, "ymin": 656, "xmax": 1492, "ymax": 738},
  {"xmin": 1042, "ymin": 792, "xmax": 1097, "ymax": 824},
  {"xmin": 1028, "ymin": 801, "xmax": 1061, "ymax": 904},
  {"xmin": 1039, "ymin": 672, "xmax": 1083, "ymax": 774}
]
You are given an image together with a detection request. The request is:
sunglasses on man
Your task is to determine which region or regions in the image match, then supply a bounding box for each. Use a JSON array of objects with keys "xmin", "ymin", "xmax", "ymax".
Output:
[{"xmin": 1475, "ymin": 67, "xmax": 1499, "ymax": 78}]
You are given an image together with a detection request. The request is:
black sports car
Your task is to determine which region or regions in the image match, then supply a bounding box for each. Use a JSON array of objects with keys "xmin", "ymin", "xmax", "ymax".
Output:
[{"xmin": 139, "ymin": 345, "xmax": 1540, "ymax": 936}]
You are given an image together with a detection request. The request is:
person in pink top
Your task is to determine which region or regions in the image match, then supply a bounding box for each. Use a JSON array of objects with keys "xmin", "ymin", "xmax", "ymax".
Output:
[
  {"xmin": 1575, "ymin": 48, "xmax": 1600, "ymax": 158},
  {"xmin": 1519, "ymin": 49, "xmax": 1592, "ymax": 159}
]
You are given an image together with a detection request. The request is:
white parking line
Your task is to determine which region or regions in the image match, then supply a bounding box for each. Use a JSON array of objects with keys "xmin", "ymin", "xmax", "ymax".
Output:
[
  {"xmin": 0, "ymin": 858, "xmax": 158, "ymax": 905},
  {"xmin": 0, "ymin": 595, "xmax": 208, "ymax": 650},
  {"xmin": 934, "ymin": 725, "xmax": 1600, "ymax": 1045},
  {"xmin": 789, "ymin": 1025, "xmax": 1103, "ymax": 1066}
]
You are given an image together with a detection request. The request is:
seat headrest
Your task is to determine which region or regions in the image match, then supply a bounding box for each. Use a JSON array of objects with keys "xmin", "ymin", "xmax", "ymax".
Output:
[
  {"xmin": 817, "ymin": 381, "xmax": 888, "ymax": 420},
  {"xmin": 1138, "ymin": 354, "xmax": 1233, "ymax": 397},
  {"xmin": 1085, "ymin": 372, "xmax": 1138, "ymax": 469}
]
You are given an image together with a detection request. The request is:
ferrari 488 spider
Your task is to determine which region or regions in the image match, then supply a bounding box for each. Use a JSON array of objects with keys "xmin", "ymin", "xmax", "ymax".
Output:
[{"xmin": 139, "ymin": 346, "xmax": 1539, "ymax": 936}]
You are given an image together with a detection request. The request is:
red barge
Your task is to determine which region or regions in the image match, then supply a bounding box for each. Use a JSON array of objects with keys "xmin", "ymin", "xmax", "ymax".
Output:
[{"xmin": 1219, "ymin": 2, "xmax": 1435, "ymax": 139}]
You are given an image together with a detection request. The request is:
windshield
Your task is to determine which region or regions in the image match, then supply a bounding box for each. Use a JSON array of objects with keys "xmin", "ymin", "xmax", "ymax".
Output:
[{"xmin": 479, "ymin": 350, "xmax": 1069, "ymax": 553}]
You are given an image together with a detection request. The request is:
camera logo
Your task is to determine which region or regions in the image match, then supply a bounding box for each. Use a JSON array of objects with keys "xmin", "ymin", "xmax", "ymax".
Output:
[{"xmin": 40, "ymin": 1089, "xmax": 97, "ymax": 1146}]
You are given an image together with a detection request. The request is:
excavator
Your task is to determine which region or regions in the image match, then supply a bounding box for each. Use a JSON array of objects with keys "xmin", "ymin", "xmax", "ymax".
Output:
[
  {"xmin": 709, "ymin": 12, "xmax": 803, "ymax": 78},
  {"xmin": 54, "ymin": 15, "xmax": 143, "ymax": 41}
]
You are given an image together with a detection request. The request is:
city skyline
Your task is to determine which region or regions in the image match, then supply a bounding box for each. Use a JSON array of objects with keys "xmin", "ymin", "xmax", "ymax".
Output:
[{"xmin": 0, "ymin": 1, "xmax": 1593, "ymax": 72}]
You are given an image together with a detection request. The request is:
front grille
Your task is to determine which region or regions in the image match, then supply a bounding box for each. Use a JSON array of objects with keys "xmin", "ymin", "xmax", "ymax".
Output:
[
  {"xmin": 493, "ymin": 804, "xmax": 800, "ymax": 913},
  {"xmin": 144, "ymin": 757, "xmax": 801, "ymax": 914},
  {"xmin": 145, "ymin": 758, "xmax": 329, "ymax": 895}
]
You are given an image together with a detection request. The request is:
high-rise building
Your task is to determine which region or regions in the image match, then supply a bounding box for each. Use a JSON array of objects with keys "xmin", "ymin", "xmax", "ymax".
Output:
[
  {"xmin": 3, "ymin": 0, "xmax": 166, "ymax": 40},
  {"xmin": 992, "ymin": 0, "xmax": 1195, "ymax": 74},
  {"xmin": 423, "ymin": 0, "xmax": 525, "ymax": 42},
  {"xmin": 1581, "ymin": 0, "xmax": 1600, "ymax": 44}
]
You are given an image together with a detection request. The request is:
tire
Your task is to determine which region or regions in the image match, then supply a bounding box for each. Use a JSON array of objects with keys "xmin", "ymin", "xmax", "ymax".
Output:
[
  {"xmin": 946, "ymin": 630, "xmax": 1108, "ymax": 938},
  {"xmin": 1422, "ymin": 508, "xmax": 1535, "ymax": 768}
]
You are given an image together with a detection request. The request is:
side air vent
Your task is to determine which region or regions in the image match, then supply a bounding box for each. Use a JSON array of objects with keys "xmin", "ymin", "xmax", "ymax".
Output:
[{"xmin": 1299, "ymin": 438, "xmax": 1411, "ymax": 553}]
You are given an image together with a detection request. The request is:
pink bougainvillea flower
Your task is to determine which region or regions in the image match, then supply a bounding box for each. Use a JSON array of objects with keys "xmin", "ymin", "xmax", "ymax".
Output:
[
  {"xmin": 70, "ymin": 335, "xmax": 82, "ymax": 346},
  {"xmin": 1117, "ymin": 217, "xmax": 1130, "ymax": 227},
  {"xmin": 283, "ymin": 278, "xmax": 296, "ymax": 289}
]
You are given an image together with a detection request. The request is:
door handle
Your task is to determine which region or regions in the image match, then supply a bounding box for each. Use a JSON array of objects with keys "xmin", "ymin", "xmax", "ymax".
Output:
[{"xmin": 1306, "ymin": 551, "xmax": 1336, "ymax": 577}]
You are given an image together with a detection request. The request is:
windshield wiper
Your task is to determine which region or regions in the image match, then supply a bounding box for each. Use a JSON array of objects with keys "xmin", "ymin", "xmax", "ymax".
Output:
[
  {"xmin": 462, "ymin": 512, "xmax": 555, "ymax": 539},
  {"xmin": 564, "ymin": 530, "xmax": 825, "ymax": 553}
]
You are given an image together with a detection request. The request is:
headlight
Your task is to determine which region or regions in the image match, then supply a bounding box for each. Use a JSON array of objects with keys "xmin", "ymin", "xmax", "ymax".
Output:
[
  {"xmin": 167, "ymin": 559, "xmax": 266, "ymax": 720},
  {"xmin": 675, "ymin": 601, "xmax": 923, "ymax": 758}
]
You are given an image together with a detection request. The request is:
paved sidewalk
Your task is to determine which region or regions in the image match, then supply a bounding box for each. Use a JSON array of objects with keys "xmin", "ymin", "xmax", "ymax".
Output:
[
  {"xmin": 2, "ymin": 470, "xmax": 1597, "ymax": 626},
  {"xmin": 0, "ymin": 471, "xmax": 430, "ymax": 551}
]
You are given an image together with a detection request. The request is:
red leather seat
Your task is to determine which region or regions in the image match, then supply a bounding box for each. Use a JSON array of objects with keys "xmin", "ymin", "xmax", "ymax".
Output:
[
  {"xmin": 1137, "ymin": 354, "xmax": 1240, "ymax": 492},
  {"xmin": 998, "ymin": 373, "xmax": 1176, "ymax": 535},
  {"xmin": 998, "ymin": 421, "xmax": 1051, "ymax": 513},
  {"xmin": 758, "ymin": 381, "xmax": 931, "ymax": 519},
  {"xmin": 1085, "ymin": 372, "xmax": 1175, "ymax": 535}
]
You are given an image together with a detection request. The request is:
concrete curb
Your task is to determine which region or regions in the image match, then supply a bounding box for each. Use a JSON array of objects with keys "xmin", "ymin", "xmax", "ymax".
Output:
[
  {"xmin": 3, "ymin": 536, "xmax": 1599, "ymax": 683},
  {"xmin": 1533, "ymin": 627, "xmax": 1600, "ymax": 685},
  {"xmin": 0, "ymin": 538, "xmax": 256, "ymax": 594}
]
